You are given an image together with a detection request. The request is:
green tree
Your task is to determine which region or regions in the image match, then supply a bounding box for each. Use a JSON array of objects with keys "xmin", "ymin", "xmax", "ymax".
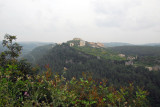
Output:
[
  {"xmin": 2, "ymin": 34, "xmax": 22, "ymax": 59},
  {"xmin": 0, "ymin": 34, "xmax": 22, "ymax": 66}
]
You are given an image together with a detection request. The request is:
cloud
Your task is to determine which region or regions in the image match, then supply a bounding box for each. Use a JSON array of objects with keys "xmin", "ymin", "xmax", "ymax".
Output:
[
  {"xmin": 92, "ymin": 0, "xmax": 160, "ymax": 30},
  {"xmin": 0, "ymin": 0, "xmax": 159, "ymax": 44},
  {"xmin": 93, "ymin": 0, "xmax": 140, "ymax": 14},
  {"xmin": 92, "ymin": 0, "xmax": 140, "ymax": 27}
]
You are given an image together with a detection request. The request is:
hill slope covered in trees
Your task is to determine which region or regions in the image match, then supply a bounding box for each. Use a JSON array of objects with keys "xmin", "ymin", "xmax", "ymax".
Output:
[
  {"xmin": 1, "ymin": 36, "xmax": 159, "ymax": 106},
  {"xmin": 32, "ymin": 43, "xmax": 160, "ymax": 106},
  {"xmin": 0, "ymin": 35, "xmax": 151, "ymax": 106}
]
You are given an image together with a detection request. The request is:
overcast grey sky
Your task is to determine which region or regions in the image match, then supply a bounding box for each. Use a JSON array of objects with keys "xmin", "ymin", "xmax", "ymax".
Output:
[{"xmin": 0, "ymin": 0, "xmax": 160, "ymax": 44}]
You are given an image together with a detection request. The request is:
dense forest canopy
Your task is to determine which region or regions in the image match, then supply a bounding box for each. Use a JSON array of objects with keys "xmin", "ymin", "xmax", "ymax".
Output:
[
  {"xmin": 109, "ymin": 46, "xmax": 160, "ymax": 56},
  {"xmin": 108, "ymin": 46, "xmax": 160, "ymax": 67}
]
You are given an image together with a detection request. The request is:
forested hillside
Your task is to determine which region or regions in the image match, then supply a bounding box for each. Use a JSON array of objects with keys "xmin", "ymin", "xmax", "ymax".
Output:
[
  {"xmin": 109, "ymin": 46, "xmax": 160, "ymax": 67},
  {"xmin": 73, "ymin": 46, "xmax": 125, "ymax": 60},
  {"xmin": 1, "ymin": 36, "xmax": 160, "ymax": 106},
  {"xmin": 0, "ymin": 35, "xmax": 150, "ymax": 106},
  {"xmin": 19, "ymin": 42, "xmax": 54, "ymax": 56},
  {"xmin": 109, "ymin": 46, "xmax": 160, "ymax": 56},
  {"xmin": 22, "ymin": 44, "xmax": 55, "ymax": 63},
  {"xmin": 34, "ymin": 43, "xmax": 160, "ymax": 106}
]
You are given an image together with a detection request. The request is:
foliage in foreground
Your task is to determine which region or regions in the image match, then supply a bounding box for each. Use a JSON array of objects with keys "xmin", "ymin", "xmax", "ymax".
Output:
[{"xmin": 0, "ymin": 64, "xmax": 149, "ymax": 107}]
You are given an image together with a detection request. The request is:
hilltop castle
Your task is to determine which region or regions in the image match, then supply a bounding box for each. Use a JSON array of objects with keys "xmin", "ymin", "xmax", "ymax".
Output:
[
  {"xmin": 69, "ymin": 38, "xmax": 86, "ymax": 47},
  {"xmin": 69, "ymin": 38, "xmax": 104, "ymax": 48}
]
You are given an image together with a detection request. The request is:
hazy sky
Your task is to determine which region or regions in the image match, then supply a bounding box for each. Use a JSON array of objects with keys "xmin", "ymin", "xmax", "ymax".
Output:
[{"xmin": 0, "ymin": 0, "xmax": 160, "ymax": 44}]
